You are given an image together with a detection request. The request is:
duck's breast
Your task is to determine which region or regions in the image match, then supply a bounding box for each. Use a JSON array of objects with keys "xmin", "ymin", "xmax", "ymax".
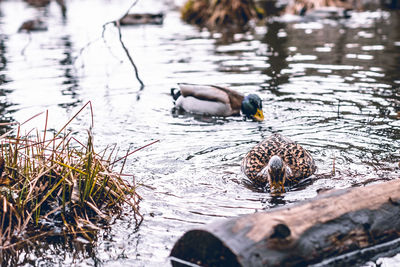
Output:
[
  {"xmin": 241, "ymin": 136, "xmax": 284, "ymax": 183},
  {"xmin": 278, "ymin": 140, "xmax": 316, "ymax": 181}
]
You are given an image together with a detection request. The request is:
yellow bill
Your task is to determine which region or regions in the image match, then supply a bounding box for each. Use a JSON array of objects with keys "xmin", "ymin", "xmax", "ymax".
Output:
[
  {"xmin": 270, "ymin": 181, "xmax": 285, "ymax": 195},
  {"xmin": 253, "ymin": 108, "xmax": 264, "ymax": 121}
]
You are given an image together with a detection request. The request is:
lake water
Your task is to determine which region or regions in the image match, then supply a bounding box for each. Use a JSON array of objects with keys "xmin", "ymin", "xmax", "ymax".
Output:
[{"xmin": 0, "ymin": 0, "xmax": 399, "ymax": 266}]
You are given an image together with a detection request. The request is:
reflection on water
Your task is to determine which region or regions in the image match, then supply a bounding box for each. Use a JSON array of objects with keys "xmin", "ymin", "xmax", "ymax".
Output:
[
  {"xmin": 59, "ymin": 35, "xmax": 81, "ymax": 108},
  {"xmin": 0, "ymin": 33, "xmax": 14, "ymax": 131},
  {"xmin": 0, "ymin": 0, "xmax": 399, "ymax": 265}
]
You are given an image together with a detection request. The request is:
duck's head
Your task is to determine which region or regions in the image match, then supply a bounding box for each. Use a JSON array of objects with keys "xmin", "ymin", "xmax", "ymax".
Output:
[
  {"xmin": 258, "ymin": 155, "xmax": 289, "ymax": 194},
  {"xmin": 241, "ymin": 94, "xmax": 264, "ymax": 121}
]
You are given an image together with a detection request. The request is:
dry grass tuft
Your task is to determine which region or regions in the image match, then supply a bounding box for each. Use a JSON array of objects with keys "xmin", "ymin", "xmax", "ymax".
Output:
[
  {"xmin": 0, "ymin": 101, "xmax": 150, "ymax": 249},
  {"xmin": 181, "ymin": 0, "xmax": 263, "ymax": 30}
]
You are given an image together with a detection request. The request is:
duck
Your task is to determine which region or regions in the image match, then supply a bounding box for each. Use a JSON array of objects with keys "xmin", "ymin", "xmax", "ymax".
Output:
[
  {"xmin": 241, "ymin": 133, "xmax": 316, "ymax": 194},
  {"xmin": 171, "ymin": 83, "xmax": 264, "ymax": 121}
]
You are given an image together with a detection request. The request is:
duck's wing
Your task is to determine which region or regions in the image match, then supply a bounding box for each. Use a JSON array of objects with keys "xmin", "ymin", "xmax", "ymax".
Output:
[
  {"xmin": 178, "ymin": 83, "xmax": 244, "ymax": 114},
  {"xmin": 178, "ymin": 83, "xmax": 229, "ymax": 103},
  {"xmin": 212, "ymin": 85, "xmax": 244, "ymax": 113},
  {"xmin": 271, "ymin": 134, "xmax": 316, "ymax": 181},
  {"xmin": 241, "ymin": 135, "xmax": 282, "ymax": 184}
]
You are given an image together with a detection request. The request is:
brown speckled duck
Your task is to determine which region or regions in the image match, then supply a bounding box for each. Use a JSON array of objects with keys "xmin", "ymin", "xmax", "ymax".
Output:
[{"xmin": 241, "ymin": 133, "xmax": 316, "ymax": 194}]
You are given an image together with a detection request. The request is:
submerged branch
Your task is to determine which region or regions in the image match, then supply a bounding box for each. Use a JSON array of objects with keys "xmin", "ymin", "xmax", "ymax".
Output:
[
  {"xmin": 114, "ymin": 20, "xmax": 145, "ymax": 90},
  {"xmin": 101, "ymin": 0, "xmax": 145, "ymax": 89},
  {"xmin": 73, "ymin": 0, "xmax": 144, "ymax": 89}
]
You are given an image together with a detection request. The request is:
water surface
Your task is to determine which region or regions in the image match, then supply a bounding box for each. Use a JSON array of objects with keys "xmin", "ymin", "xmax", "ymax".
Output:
[{"xmin": 0, "ymin": 0, "xmax": 399, "ymax": 266}]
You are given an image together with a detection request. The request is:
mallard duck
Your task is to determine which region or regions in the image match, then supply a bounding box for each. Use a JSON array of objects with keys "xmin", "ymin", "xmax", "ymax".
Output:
[
  {"xmin": 171, "ymin": 83, "xmax": 264, "ymax": 121},
  {"xmin": 241, "ymin": 133, "xmax": 316, "ymax": 194}
]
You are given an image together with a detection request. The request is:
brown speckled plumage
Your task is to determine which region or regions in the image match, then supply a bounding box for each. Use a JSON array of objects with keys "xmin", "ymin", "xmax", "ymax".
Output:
[{"xmin": 241, "ymin": 133, "xmax": 316, "ymax": 186}]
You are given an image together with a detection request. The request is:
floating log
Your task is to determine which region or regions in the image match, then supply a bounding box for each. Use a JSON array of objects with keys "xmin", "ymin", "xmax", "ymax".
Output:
[
  {"xmin": 170, "ymin": 179, "xmax": 400, "ymax": 266},
  {"xmin": 119, "ymin": 13, "xmax": 164, "ymax": 26}
]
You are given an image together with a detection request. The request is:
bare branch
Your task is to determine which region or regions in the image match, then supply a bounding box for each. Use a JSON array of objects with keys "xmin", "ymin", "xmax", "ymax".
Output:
[
  {"xmin": 74, "ymin": 0, "xmax": 144, "ymax": 89},
  {"xmin": 101, "ymin": 0, "xmax": 145, "ymax": 89},
  {"xmin": 122, "ymin": 0, "xmax": 140, "ymax": 18},
  {"xmin": 114, "ymin": 20, "xmax": 145, "ymax": 89}
]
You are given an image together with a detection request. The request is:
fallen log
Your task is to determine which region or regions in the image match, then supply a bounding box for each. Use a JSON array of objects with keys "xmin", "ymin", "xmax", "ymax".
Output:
[
  {"xmin": 170, "ymin": 179, "xmax": 400, "ymax": 266},
  {"xmin": 119, "ymin": 13, "xmax": 164, "ymax": 26}
]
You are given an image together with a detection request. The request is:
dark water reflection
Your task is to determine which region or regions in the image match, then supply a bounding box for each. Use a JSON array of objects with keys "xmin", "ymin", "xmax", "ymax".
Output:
[{"xmin": 0, "ymin": 0, "xmax": 399, "ymax": 266}]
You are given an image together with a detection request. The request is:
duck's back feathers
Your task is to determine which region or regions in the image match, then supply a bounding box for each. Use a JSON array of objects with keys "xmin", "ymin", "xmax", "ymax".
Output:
[
  {"xmin": 242, "ymin": 133, "xmax": 316, "ymax": 185},
  {"xmin": 177, "ymin": 83, "xmax": 244, "ymax": 116},
  {"xmin": 179, "ymin": 84, "xmax": 230, "ymax": 104}
]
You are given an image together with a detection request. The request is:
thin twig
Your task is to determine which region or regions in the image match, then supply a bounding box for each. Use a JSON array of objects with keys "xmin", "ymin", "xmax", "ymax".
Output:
[
  {"xmin": 114, "ymin": 20, "xmax": 145, "ymax": 89},
  {"xmin": 122, "ymin": 0, "xmax": 140, "ymax": 18},
  {"xmin": 120, "ymin": 144, "xmax": 132, "ymax": 175},
  {"xmin": 21, "ymin": 33, "xmax": 32, "ymax": 56},
  {"xmin": 101, "ymin": 0, "xmax": 145, "ymax": 89},
  {"xmin": 101, "ymin": 24, "xmax": 124, "ymax": 64},
  {"xmin": 111, "ymin": 140, "xmax": 159, "ymax": 165},
  {"xmin": 73, "ymin": 0, "xmax": 140, "ymax": 67},
  {"xmin": 52, "ymin": 100, "xmax": 93, "ymax": 142},
  {"xmin": 73, "ymin": 0, "xmax": 144, "ymax": 88},
  {"xmin": 72, "ymin": 36, "xmax": 102, "ymax": 68}
]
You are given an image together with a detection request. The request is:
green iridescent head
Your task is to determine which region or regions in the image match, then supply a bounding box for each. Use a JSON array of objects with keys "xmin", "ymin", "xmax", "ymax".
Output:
[{"xmin": 241, "ymin": 94, "xmax": 264, "ymax": 121}]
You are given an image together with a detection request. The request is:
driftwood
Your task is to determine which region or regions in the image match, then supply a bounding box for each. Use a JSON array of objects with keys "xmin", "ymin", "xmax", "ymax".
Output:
[
  {"xmin": 170, "ymin": 179, "xmax": 400, "ymax": 266},
  {"xmin": 100, "ymin": 0, "xmax": 145, "ymax": 89},
  {"xmin": 119, "ymin": 13, "xmax": 164, "ymax": 25}
]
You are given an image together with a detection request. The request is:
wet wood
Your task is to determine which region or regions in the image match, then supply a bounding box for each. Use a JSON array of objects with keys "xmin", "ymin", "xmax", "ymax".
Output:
[
  {"xmin": 119, "ymin": 13, "xmax": 164, "ymax": 25},
  {"xmin": 170, "ymin": 179, "xmax": 400, "ymax": 266}
]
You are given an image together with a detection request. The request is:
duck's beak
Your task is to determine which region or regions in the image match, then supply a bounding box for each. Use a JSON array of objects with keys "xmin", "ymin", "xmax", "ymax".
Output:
[
  {"xmin": 253, "ymin": 108, "xmax": 264, "ymax": 121},
  {"xmin": 270, "ymin": 181, "xmax": 285, "ymax": 196}
]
